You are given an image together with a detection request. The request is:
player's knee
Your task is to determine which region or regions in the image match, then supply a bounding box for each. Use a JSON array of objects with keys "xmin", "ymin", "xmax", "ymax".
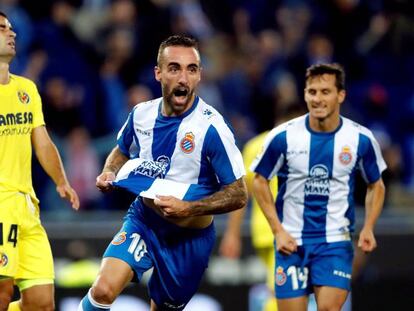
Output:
[
  {"xmin": 21, "ymin": 297, "xmax": 54, "ymax": 311},
  {"xmin": 0, "ymin": 288, "xmax": 13, "ymax": 310},
  {"xmin": 0, "ymin": 296, "xmax": 11, "ymax": 311},
  {"xmin": 91, "ymin": 279, "xmax": 117, "ymax": 305},
  {"xmin": 316, "ymin": 302, "xmax": 342, "ymax": 311}
]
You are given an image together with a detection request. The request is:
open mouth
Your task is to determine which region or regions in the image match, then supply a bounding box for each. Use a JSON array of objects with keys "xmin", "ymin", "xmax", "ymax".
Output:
[{"xmin": 173, "ymin": 88, "xmax": 188, "ymax": 97}]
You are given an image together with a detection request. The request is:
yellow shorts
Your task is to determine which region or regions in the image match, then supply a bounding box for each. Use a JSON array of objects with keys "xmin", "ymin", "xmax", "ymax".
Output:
[{"xmin": 0, "ymin": 192, "xmax": 54, "ymax": 283}]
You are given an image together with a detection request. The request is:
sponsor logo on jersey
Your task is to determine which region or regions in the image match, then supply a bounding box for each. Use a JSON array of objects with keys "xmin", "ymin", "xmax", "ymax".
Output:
[
  {"xmin": 275, "ymin": 266, "xmax": 287, "ymax": 286},
  {"xmin": 17, "ymin": 91, "xmax": 30, "ymax": 104},
  {"xmin": 304, "ymin": 164, "xmax": 330, "ymax": 196},
  {"xmin": 180, "ymin": 132, "xmax": 195, "ymax": 154},
  {"xmin": 339, "ymin": 146, "xmax": 352, "ymax": 165},
  {"xmin": 0, "ymin": 112, "xmax": 33, "ymax": 126},
  {"xmin": 132, "ymin": 156, "xmax": 170, "ymax": 178},
  {"xmin": 0, "ymin": 113, "xmax": 33, "ymax": 136},
  {"xmin": 111, "ymin": 231, "xmax": 127, "ymax": 245},
  {"xmin": 0, "ymin": 253, "xmax": 8, "ymax": 267}
]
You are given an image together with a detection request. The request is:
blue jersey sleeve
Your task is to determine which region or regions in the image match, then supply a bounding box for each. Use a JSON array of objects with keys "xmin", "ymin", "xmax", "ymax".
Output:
[
  {"xmin": 251, "ymin": 130, "xmax": 287, "ymax": 180},
  {"xmin": 203, "ymin": 125, "xmax": 244, "ymax": 185},
  {"xmin": 357, "ymin": 133, "xmax": 386, "ymax": 184},
  {"xmin": 117, "ymin": 108, "xmax": 140, "ymax": 158}
]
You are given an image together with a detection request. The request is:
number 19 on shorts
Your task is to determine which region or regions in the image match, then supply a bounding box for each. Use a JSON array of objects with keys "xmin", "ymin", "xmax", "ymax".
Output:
[{"xmin": 276, "ymin": 265, "xmax": 309, "ymax": 290}]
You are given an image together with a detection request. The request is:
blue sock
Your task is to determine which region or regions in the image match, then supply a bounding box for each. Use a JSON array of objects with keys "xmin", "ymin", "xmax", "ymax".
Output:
[{"xmin": 78, "ymin": 289, "xmax": 111, "ymax": 311}]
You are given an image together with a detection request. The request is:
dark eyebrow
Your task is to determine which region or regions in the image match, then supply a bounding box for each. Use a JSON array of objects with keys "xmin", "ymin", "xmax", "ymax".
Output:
[
  {"xmin": 167, "ymin": 62, "xmax": 199, "ymax": 69},
  {"xmin": 0, "ymin": 23, "xmax": 13, "ymax": 31}
]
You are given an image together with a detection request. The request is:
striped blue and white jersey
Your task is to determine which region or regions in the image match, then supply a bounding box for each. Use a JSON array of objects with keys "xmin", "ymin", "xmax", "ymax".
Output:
[
  {"xmin": 115, "ymin": 96, "xmax": 245, "ymax": 199},
  {"xmin": 251, "ymin": 114, "xmax": 386, "ymax": 245}
]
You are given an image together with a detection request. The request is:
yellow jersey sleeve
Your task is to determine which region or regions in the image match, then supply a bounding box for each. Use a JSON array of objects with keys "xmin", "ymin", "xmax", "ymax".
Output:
[
  {"xmin": 242, "ymin": 131, "xmax": 278, "ymax": 248},
  {"xmin": 0, "ymin": 74, "xmax": 45, "ymax": 197},
  {"xmin": 29, "ymin": 81, "xmax": 45, "ymax": 128}
]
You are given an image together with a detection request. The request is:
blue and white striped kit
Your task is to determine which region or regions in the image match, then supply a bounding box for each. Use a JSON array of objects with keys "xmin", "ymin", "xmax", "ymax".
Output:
[
  {"xmin": 114, "ymin": 96, "xmax": 245, "ymax": 200},
  {"xmin": 252, "ymin": 115, "xmax": 386, "ymax": 245}
]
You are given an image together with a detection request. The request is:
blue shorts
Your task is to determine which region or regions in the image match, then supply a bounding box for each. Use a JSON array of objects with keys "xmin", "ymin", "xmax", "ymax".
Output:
[
  {"xmin": 274, "ymin": 241, "xmax": 353, "ymax": 299},
  {"xmin": 103, "ymin": 199, "xmax": 216, "ymax": 310}
]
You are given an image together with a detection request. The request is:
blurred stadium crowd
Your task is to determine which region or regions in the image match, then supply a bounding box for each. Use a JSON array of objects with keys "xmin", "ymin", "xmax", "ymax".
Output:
[{"xmin": 2, "ymin": 0, "xmax": 413, "ymax": 211}]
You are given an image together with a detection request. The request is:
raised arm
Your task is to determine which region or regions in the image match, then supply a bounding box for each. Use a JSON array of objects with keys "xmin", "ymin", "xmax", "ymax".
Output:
[
  {"xmin": 96, "ymin": 146, "xmax": 129, "ymax": 192},
  {"xmin": 358, "ymin": 178, "xmax": 385, "ymax": 252},
  {"xmin": 32, "ymin": 126, "xmax": 79, "ymax": 210}
]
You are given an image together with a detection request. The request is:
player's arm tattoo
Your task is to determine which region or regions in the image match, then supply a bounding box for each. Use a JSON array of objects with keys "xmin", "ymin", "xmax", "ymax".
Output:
[
  {"xmin": 189, "ymin": 178, "xmax": 248, "ymax": 215},
  {"xmin": 102, "ymin": 146, "xmax": 129, "ymax": 175}
]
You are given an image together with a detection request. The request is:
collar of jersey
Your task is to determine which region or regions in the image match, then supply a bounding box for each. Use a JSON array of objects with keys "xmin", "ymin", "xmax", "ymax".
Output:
[
  {"xmin": 0, "ymin": 74, "xmax": 16, "ymax": 94},
  {"xmin": 157, "ymin": 96, "xmax": 199, "ymax": 121},
  {"xmin": 305, "ymin": 114, "xmax": 343, "ymax": 136}
]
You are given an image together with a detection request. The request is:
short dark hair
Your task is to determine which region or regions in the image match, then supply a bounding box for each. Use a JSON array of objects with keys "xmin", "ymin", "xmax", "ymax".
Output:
[
  {"xmin": 157, "ymin": 35, "xmax": 200, "ymax": 66},
  {"xmin": 305, "ymin": 63, "xmax": 345, "ymax": 91},
  {"xmin": 0, "ymin": 11, "xmax": 7, "ymax": 18}
]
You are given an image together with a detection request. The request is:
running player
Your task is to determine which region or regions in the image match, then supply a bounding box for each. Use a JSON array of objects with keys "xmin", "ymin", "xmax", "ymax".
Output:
[
  {"xmin": 0, "ymin": 11, "xmax": 79, "ymax": 311},
  {"xmin": 252, "ymin": 63, "xmax": 386, "ymax": 311},
  {"xmin": 78, "ymin": 35, "xmax": 248, "ymax": 311}
]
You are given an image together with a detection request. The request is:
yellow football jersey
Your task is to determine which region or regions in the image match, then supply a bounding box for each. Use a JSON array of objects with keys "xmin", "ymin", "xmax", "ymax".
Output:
[
  {"xmin": 0, "ymin": 74, "xmax": 45, "ymax": 200},
  {"xmin": 243, "ymin": 131, "xmax": 278, "ymax": 249}
]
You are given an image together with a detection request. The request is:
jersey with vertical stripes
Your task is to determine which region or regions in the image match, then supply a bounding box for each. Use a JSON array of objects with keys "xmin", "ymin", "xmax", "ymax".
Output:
[
  {"xmin": 251, "ymin": 114, "xmax": 386, "ymax": 245},
  {"xmin": 117, "ymin": 96, "xmax": 245, "ymax": 198}
]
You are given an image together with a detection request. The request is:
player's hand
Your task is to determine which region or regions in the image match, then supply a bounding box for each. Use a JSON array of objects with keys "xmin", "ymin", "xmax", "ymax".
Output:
[
  {"xmin": 275, "ymin": 230, "xmax": 297, "ymax": 255},
  {"xmin": 56, "ymin": 183, "xmax": 80, "ymax": 210},
  {"xmin": 153, "ymin": 195, "xmax": 191, "ymax": 218},
  {"xmin": 219, "ymin": 231, "xmax": 242, "ymax": 259},
  {"xmin": 358, "ymin": 226, "xmax": 377, "ymax": 253},
  {"xmin": 96, "ymin": 171, "xmax": 116, "ymax": 193}
]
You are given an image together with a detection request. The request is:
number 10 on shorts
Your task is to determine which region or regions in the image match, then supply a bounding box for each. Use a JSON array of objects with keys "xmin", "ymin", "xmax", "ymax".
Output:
[{"xmin": 127, "ymin": 233, "xmax": 147, "ymax": 262}]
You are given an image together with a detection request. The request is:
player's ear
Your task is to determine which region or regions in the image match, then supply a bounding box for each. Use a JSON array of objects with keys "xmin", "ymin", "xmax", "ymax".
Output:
[
  {"xmin": 338, "ymin": 89, "xmax": 346, "ymax": 104},
  {"xmin": 154, "ymin": 66, "xmax": 161, "ymax": 82},
  {"xmin": 198, "ymin": 66, "xmax": 203, "ymax": 81}
]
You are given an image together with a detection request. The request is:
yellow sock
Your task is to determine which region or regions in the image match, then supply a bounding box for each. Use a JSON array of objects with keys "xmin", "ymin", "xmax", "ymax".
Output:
[{"xmin": 7, "ymin": 301, "xmax": 21, "ymax": 311}]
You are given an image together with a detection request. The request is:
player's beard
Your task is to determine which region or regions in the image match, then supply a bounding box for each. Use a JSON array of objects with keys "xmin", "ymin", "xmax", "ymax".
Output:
[{"xmin": 163, "ymin": 84, "xmax": 195, "ymax": 115}]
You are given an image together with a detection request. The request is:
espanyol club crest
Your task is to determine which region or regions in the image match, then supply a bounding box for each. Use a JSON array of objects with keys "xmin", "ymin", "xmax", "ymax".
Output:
[
  {"xmin": 0, "ymin": 253, "xmax": 8, "ymax": 267},
  {"xmin": 275, "ymin": 266, "xmax": 287, "ymax": 286},
  {"xmin": 111, "ymin": 231, "xmax": 127, "ymax": 245},
  {"xmin": 180, "ymin": 132, "xmax": 195, "ymax": 154},
  {"xmin": 17, "ymin": 91, "xmax": 30, "ymax": 104},
  {"xmin": 339, "ymin": 146, "xmax": 352, "ymax": 165}
]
